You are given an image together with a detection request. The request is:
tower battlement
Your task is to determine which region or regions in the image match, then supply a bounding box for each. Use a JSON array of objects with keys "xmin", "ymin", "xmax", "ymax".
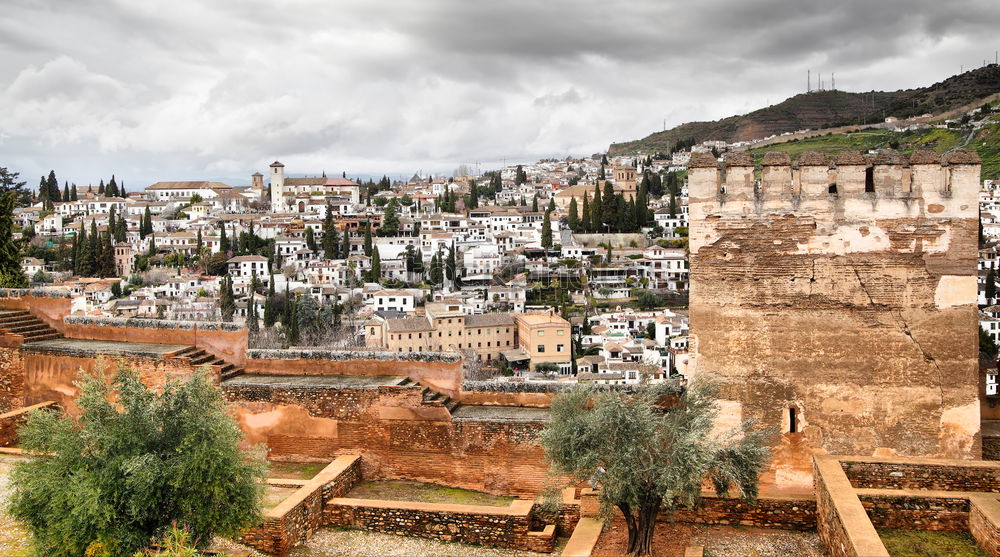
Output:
[{"xmin": 688, "ymin": 150, "xmax": 981, "ymax": 227}]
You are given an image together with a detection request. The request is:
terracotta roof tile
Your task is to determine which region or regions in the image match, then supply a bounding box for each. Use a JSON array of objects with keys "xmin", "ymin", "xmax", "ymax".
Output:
[
  {"xmin": 798, "ymin": 151, "xmax": 829, "ymax": 166},
  {"xmin": 833, "ymin": 151, "xmax": 866, "ymax": 165},
  {"xmin": 944, "ymin": 149, "xmax": 982, "ymax": 165},
  {"xmin": 687, "ymin": 152, "xmax": 719, "ymax": 168},
  {"xmin": 908, "ymin": 150, "xmax": 941, "ymax": 165},
  {"xmin": 761, "ymin": 152, "xmax": 792, "ymax": 166},
  {"xmin": 722, "ymin": 152, "xmax": 754, "ymax": 167}
]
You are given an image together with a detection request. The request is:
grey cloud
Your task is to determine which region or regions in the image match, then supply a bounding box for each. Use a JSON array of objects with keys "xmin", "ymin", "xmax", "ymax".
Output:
[{"xmin": 0, "ymin": 0, "xmax": 997, "ymax": 186}]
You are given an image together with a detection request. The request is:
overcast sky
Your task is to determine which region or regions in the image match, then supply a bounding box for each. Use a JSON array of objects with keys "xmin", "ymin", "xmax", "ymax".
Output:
[{"xmin": 1, "ymin": 0, "xmax": 998, "ymax": 187}]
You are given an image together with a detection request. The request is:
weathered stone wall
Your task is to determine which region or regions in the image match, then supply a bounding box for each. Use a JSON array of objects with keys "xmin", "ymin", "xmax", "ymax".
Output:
[
  {"xmin": 223, "ymin": 383, "xmax": 426, "ymax": 421},
  {"xmin": 0, "ymin": 401, "xmax": 57, "ymax": 447},
  {"xmin": 671, "ymin": 494, "xmax": 817, "ymax": 530},
  {"xmin": 20, "ymin": 350, "xmax": 204, "ymax": 412},
  {"xmin": 62, "ymin": 316, "xmax": 248, "ymax": 366},
  {"xmin": 857, "ymin": 491, "xmax": 970, "ymax": 531},
  {"xmin": 0, "ymin": 291, "xmax": 73, "ymax": 334},
  {"xmin": 0, "ymin": 347, "xmax": 25, "ymax": 413},
  {"xmin": 231, "ymin": 392, "xmax": 550, "ymax": 497},
  {"xmin": 688, "ymin": 150, "xmax": 982, "ymax": 488},
  {"xmin": 840, "ymin": 457, "xmax": 1000, "ymax": 492},
  {"xmin": 240, "ymin": 455, "xmax": 362, "ymax": 557},
  {"xmin": 986, "ymin": 436, "xmax": 1000, "ymax": 461},
  {"xmin": 814, "ymin": 456, "xmax": 890, "ymax": 557},
  {"xmin": 245, "ymin": 350, "xmax": 463, "ymax": 398},
  {"xmin": 324, "ymin": 498, "xmax": 555, "ymax": 552}
]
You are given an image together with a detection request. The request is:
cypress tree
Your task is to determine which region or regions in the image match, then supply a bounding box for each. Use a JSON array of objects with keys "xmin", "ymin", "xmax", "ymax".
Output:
[
  {"xmin": 107, "ymin": 175, "xmax": 118, "ymax": 198},
  {"xmin": 70, "ymin": 185, "xmax": 78, "ymax": 201},
  {"xmin": 62, "ymin": 183, "xmax": 70, "ymax": 202},
  {"xmin": 369, "ymin": 246, "xmax": 381, "ymax": 283},
  {"xmin": 77, "ymin": 227, "xmax": 93, "ymax": 277},
  {"xmin": 38, "ymin": 177, "xmax": 47, "ymax": 204},
  {"xmin": 100, "ymin": 230, "xmax": 115, "ymax": 277},
  {"xmin": 86, "ymin": 221, "xmax": 100, "ymax": 276},
  {"xmin": 531, "ymin": 194, "xmax": 538, "ymax": 212},
  {"xmin": 263, "ymin": 275, "xmax": 277, "ymax": 327},
  {"xmin": 988, "ymin": 268, "xmax": 997, "ymax": 304},
  {"xmin": 305, "ymin": 227, "xmax": 317, "ymax": 252},
  {"xmin": 46, "ymin": 171, "xmax": 59, "ymax": 203},
  {"xmin": 220, "ymin": 275, "xmax": 235, "ymax": 322},
  {"xmin": 542, "ymin": 210, "xmax": 553, "ymax": 250},
  {"xmin": 669, "ymin": 190, "xmax": 677, "ymax": 219},
  {"xmin": 322, "ymin": 205, "xmax": 339, "ymax": 258},
  {"xmin": 591, "ymin": 185, "xmax": 602, "ymax": 233},
  {"xmin": 601, "ymin": 182, "xmax": 616, "ymax": 228},
  {"xmin": 446, "ymin": 243, "xmax": 457, "ymax": 284},
  {"xmin": 469, "ymin": 182, "xmax": 479, "ymax": 210},
  {"xmin": 141, "ymin": 207, "xmax": 153, "ymax": 238},
  {"xmin": 568, "ymin": 198, "xmax": 580, "ymax": 232},
  {"xmin": 341, "ymin": 228, "xmax": 351, "ymax": 258},
  {"xmin": 363, "ymin": 223, "xmax": 372, "ymax": 256},
  {"xmin": 98, "ymin": 180, "xmax": 105, "ymax": 195},
  {"xmin": 282, "ymin": 283, "xmax": 292, "ymax": 326},
  {"xmin": 220, "ymin": 223, "xmax": 230, "ymax": 253},
  {"xmin": 196, "ymin": 229, "xmax": 203, "ymax": 255},
  {"xmin": 547, "ymin": 197, "xmax": 556, "ymax": 212},
  {"xmin": 581, "ymin": 194, "xmax": 590, "ymax": 233},
  {"xmin": 286, "ymin": 295, "xmax": 299, "ymax": 345}
]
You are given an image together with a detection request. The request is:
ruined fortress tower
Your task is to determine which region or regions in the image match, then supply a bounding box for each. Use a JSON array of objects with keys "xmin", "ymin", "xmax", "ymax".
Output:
[{"xmin": 687, "ymin": 149, "xmax": 982, "ymax": 487}]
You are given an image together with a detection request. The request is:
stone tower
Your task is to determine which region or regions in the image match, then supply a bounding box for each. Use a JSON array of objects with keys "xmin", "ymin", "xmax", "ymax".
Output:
[
  {"xmin": 251, "ymin": 171, "xmax": 264, "ymax": 192},
  {"xmin": 269, "ymin": 161, "xmax": 285, "ymax": 213},
  {"xmin": 687, "ymin": 149, "xmax": 982, "ymax": 488}
]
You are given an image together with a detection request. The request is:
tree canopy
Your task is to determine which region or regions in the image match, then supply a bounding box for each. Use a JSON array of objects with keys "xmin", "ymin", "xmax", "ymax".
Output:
[
  {"xmin": 540, "ymin": 380, "xmax": 773, "ymax": 557},
  {"xmin": 9, "ymin": 365, "xmax": 266, "ymax": 557}
]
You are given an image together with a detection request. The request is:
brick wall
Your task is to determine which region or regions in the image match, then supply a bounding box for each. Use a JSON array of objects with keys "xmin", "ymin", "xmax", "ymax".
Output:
[
  {"xmin": 984, "ymin": 437, "xmax": 1000, "ymax": 461},
  {"xmin": 857, "ymin": 491, "xmax": 970, "ymax": 531},
  {"xmin": 240, "ymin": 455, "xmax": 362, "ymax": 557},
  {"xmin": 841, "ymin": 459, "xmax": 1000, "ymax": 492},
  {"xmin": 814, "ymin": 456, "xmax": 890, "ymax": 557},
  {"xmin": 324, "ymin": 498, "xmax": 555, "ymax": 552},
  {"xmin": 0, "ymin": 347, "xmax": 24, "ymax": 413},
  {"xmin": 671, "ymin": 494, "xmax": 817, "ymax": 530},
  {"xmin": 0, "ymin": 401, "xmax": 58, "ymax": 447},
  {"xmin": 223, "ymin": 384, "xmax": 423, "ymax": 421}
]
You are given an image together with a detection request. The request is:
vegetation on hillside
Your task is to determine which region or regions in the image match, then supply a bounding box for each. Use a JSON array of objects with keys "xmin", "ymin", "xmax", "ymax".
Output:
[
  {"xmin": 612, "ymin": 65, "xmax": 1000, "ymax": 156},
  {"xmin": 746, "ymin": 122, "xmax": 1000, "ymax": 180}
]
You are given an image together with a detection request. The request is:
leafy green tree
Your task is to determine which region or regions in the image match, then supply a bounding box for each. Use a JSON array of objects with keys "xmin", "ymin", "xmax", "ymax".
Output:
[
  {"xmin": 981, "ymin": 326, "xmax": 998, "ymax": 359},
  {"xmin": 0, "ymin": 192, "xmax": 27, "ymax": 287},
  {"xmin": 0, "ymin": 166, "xmax": 30, "ymax": 206},
  {"xmin": 515, "ymin": 165, "xmax": 527, "ymax": 185},
  {"xmin": 541, "ymin": 381, "xmax": 772, "ymax": 557},
  {"xmin": 9, "ymin": 366, "xmax": 266, "ymax": 557}
]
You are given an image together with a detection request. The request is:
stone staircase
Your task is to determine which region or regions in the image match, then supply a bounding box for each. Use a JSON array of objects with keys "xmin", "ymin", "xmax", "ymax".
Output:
[
  {"xmin": 398, "ymin": 377, "xmax": 460, "ymax": 413},
  {"xmin": 0, "ymin": 309, "xmax": 63, "ymax": 342},
  {"xmin": 170, "ymin": 345, "xmax": 245, "ymax": 381}
]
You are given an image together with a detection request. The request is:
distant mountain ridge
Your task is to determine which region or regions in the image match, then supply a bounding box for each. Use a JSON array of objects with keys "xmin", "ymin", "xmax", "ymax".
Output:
[{"xmin": 610, "ymin": 64, "xmax": 1000, "ymax": 156}]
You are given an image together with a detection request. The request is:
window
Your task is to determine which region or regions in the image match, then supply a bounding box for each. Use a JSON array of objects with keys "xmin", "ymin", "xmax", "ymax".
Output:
[
  {"xmin": 538, "ymin": 330, "xmax": 545, "ymax": 337},
  {"xmin": 557, "ymin": 344, "xmax": 564, "ymax": 353},
  {"xmin": 864, "ymin": 167, "xmax": 875, "ymax": 193},
  {"xmin": 537, "ymin": 345, "xmax": 545, "ymax": 353},
  {"xmin": 789, "ymin": 407, "xmax": 798, "ymax": 434},
  {"xmin": 557, "ymin": 329, "xmax": 564, "ymax": 336}
]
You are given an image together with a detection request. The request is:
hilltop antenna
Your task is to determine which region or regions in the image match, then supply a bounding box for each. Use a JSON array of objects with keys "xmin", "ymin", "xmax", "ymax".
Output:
[
  {"xmin": 832, "ymin": 73, "xmax": 835, "ymax": 90},
  {"xmin": 807, "ymin": 70, "xmax": 811, "ymax": 93}
]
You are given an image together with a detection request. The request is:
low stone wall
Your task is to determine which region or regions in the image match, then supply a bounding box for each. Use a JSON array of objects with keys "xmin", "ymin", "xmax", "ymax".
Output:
[
  {"xmin": 0, "ymin": 347, "xmax": 25, "ymax": 412},
  {"xmin": 814, "ymin": 456, "xmax": 890, "ymax": 557},
  {"xmin": 240, "ymin": 455, "xmax": 362, "ymax": 557},
  {"xmin": 223, "ymin": 383, "xmax": 425, "ymax": 421},
  {"xmin": 0, "ymin": 401, "xmax": 57, "ymax": 447},
  {"xmin": 855, "ymin": 490, "xmax": 970, "ymax": 531},
  {"xmin": 244, "ymin": 349, "xmax": 463, "ymax": 398},
  {"xmin": 672, "ymin": 494, "xmax": 817, "ymax": 530},
  {"xmin": 324, "ymin": 497, "xmax": 555, "ymax": 552},
  {"xmin": 840, "ymin": 457, "xmax": 1000, "ymax": 492},
  {"xmin": 970, "ymin": 495, "xmax": 1000, "ymax": 556},
  {"xmin": 62, "ymin": 316, "xmax": 248, "ymax": 366}
]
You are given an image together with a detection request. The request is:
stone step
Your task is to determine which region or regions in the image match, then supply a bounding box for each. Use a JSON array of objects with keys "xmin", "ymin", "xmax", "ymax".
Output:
[
  {"xmin": 25, "ymin": 333, "xmax": 61, "ymax": 342},
  {"xmin": 9, "ymin": 323, "xmax": 49, "ymax": 334},
  {"xmin": 0, "ymin": 316, "xmax": 39, "ymax": 327}
]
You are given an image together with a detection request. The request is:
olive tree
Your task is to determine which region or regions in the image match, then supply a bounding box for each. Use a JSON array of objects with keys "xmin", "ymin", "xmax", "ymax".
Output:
[
  {"xmin": 540, "ymin": 380, "xmax": 773, "ymax": 557},
  {"xmin": 10, "ymin": 364, "xmax": 267, "ymax": 557}
]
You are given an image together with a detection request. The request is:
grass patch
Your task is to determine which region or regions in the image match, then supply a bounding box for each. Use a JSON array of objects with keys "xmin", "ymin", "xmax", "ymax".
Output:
[
  {"xmin": 347, "ymin": 480, "xmax": 515, "ymax": 507},
  {"xmin": 267, "ymin": 461, "xmax": 326, "ymax": 480},
  {"xmin": 262, "ymin": 485, "xmax": 300, "ymax": 510},
  {"xmin": 879, "ymin": 529, "xmax": 988, "ymax": 557}
]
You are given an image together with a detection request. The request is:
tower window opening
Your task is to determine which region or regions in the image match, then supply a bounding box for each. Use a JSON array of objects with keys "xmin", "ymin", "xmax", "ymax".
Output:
[
  {"xmin": 789, "ymin": 407, "xmax": 798, "ymax": 434},
  {"xmin": 865, "ymin": 167, "xmax": 875, "ymax": 193}
]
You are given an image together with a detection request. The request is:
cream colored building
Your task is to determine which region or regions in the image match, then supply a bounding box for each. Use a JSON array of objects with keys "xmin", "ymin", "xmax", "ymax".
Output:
[
  {"xmin": 514, "ymin": 309, "xmax": 572, "ymax": 372},
  {"xmin": 365, "ymin": 302, "xmax": 515, "ymax": 362}
]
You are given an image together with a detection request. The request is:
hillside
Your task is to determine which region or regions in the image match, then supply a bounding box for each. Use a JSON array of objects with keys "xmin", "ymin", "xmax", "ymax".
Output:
[
  {"xmin": 745, "ymin": 119, "xmax": 1000, "ymax": 181},
  {"xmin": 610, "ymin": 64, "xmax": 1000, "ymax": 156}
]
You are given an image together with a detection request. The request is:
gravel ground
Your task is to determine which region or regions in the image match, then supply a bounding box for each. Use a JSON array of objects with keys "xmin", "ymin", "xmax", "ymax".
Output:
[
  {"xmin": 0, "ymin": 455, "xmax": 34, "ymax": 557},
  {"xmin": 692, "ymin": 526, "xmax": 824, "ymax": 557},
  {"xmin": 288, "ymin": 529, "xmax": 551, "ymax": 557}
]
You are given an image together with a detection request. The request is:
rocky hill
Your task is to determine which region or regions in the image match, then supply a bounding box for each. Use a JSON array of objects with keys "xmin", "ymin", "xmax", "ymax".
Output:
[{"xmin": 610, "ymin": 64, "xmax": 1000, "ymax": 156}]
